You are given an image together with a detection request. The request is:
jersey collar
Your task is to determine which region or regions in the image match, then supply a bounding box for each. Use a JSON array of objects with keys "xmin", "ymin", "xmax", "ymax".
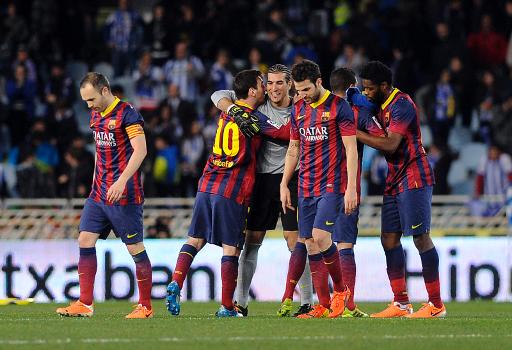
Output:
[
  {"xmin": 234, "ymin": 100, "xmax": 254, "ymax": 111},
  {"xmin": 310, "ymin": 90, "xmax": 330, "ymax": 109},
  {"xmin": 101, "ymin": 97, "xmax": 120, "ymax": 117},
  {"xmin": 381, "ymin": 88, "xmax": 400, "ymax": 110}
]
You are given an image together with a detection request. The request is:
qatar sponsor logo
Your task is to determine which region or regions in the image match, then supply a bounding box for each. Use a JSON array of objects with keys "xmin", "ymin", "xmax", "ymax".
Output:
[
  {"xmin": 93, "ymin": 131, "xmax": 117, "ymax": 147},
  {"xmin": 299, "ymin": 126, "xmax": 328, "ymax": 141}
]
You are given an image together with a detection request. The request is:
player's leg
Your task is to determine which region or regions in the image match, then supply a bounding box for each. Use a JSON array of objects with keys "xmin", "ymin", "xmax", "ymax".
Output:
[
  {"xmin": 56, "ymin": 199, "xmax": 108, "ymax": 317},
  {"xmin": 211, "ymin": 195, "xmax": 247, "ymax": 317},
  {"xmin": 400, "ymin": 186, "xmax": 445, "ymax": 318},
  {"xmin": 234, "ymin": 229, "xmax": 264, "ymax": 316},
  {"xmin": 334, "ymin": 206, "xmax": 368, "ymax": 317},
  {"xmin": 108, "ymin": 203, "xmax": 154, "ymax": 318},
  {"xmin": 371, "ymin": 194, "xmax": 413, "ymax": 318},
  {"xmin": 216, "ymin": 243, "xmax": 242, "ymax": 317},
  {"xmin": 281, "ymin": 174, "xmax": 313, "ymax": 315}
]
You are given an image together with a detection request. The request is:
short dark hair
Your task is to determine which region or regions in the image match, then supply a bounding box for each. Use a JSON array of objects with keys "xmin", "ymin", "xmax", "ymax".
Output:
[
  {"xmin": 359, "ymin": 61, "xmax": 393, "ymax": 85},
  {"xmin": 330, "ymin": 67, "xmax": 356, "ymax": 94},
  {"xmin": 268, "ymin": 64, "xmax": 292, "ymax": 83},
  {"xmin": 233, "ymin": 69, "xmax": 262, "ymax": 99},
  {"xmin": 80, "ymin": 72, "xmax": 111, "ymax": 92},
  {"xmin": 291, "ymin": 59, "xmax": 321, "ymax": 83}
]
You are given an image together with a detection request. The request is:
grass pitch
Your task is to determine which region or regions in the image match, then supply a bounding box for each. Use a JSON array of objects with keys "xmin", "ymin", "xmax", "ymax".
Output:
[{"xmin": 1, "ymin": 301, "xmax": 511, "ymax": 350}]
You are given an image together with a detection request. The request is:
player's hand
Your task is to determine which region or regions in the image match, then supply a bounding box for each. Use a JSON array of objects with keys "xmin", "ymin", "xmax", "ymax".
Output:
[
  {"xmin": 228, "ymin": 105, "xmax": 260, "ymax": 138},
  {"xmin": 344, "ymin": 187, "xmax": 358, "ymax": 214},
  {"xmin": 346, "ymin": 87, "xmax": 376, "ymax": 111},
  {"xmin": 107, "ymin": 179, "xmax": 126, "ymax": 203},
  {"xmin": 280, "ymin": 183, "xmax": 294, "ymax": 214}
]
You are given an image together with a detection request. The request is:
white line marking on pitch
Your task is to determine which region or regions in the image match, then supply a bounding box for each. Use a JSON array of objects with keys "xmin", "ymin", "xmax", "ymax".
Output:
[{"xmin": 1, "ymin": 334, "xmax": 512, "ymax": 345}]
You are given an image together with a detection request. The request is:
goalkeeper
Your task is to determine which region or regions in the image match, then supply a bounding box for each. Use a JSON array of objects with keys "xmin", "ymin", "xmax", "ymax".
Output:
[{"xmin": 211, "ymin": 64, "xmax": 314, "ymax": 317}]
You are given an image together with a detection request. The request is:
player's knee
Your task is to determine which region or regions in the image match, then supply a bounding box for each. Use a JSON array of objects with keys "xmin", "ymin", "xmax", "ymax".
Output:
[
  {"xmin": 78, "ymin": 232, "xmax": 97, "ymax": 248},
  {"xmin": 380, "ymin": 233, "xmax": 401, "ymax": 250},
  {"xmin": 413, "ymin": 233, "xmax": 434, "ymax": 253},
  {"xmin": 284, "ymin": 231, "xmax": 298, "ymax": 251},
  {"xmin": 186, "ymin": 237, "xmax": 205, "ymax": 251},
  {"xmin": 126, "ymin": 242, "xmax": 145, "ymax": 256},
  {"xmin": 245, "ymin": 230, "xmax": 265, "ymax": 244}
]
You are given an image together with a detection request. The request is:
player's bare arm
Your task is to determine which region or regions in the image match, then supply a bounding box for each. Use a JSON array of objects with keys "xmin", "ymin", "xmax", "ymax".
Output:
[
  {"xmin": 107, "ymin": 134, "xmax": 147, "ymax": 203},
  {"xmin": 342, "ymin": 134, "xmax": 358, "ymax": 214},
  {"xmin": 356, "ymin": 129, "xmax": 402, "ymax": 154},
  {"xmin": 280, "ymin": 140, "xmax": 300, "ymax": 213}
]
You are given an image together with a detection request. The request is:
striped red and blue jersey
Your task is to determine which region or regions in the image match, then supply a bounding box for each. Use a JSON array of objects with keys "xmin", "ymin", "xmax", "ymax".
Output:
[
  {"xmin": 89, "ymin": 97, "xmax": 145, "ymax": 205},
  {"xmin": 291, "ymin": 90, "xmax": 356, "ymax": 198},
  {"xmin": 379, "ymin": 88, "xmax": 435, "ymax": 195},
  {"xmin": 340, "ymin": 105, "xmax": 385, "ymax": 197},
  {"xmin": 198, "ymin": 101, "xmax": 290, "ymax": 205}
]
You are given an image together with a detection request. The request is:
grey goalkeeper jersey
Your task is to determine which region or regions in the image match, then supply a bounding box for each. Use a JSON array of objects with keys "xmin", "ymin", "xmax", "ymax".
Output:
[{"xmin": 211, "ymin": 90, "xmax": 292, "ymax": 174}]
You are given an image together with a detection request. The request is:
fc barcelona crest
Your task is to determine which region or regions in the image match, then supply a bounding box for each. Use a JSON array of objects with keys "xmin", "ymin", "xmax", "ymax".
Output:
[
  {"xmin": 321, "ymin": 111, "xmax": 330, "ymax": 122},
  {"xmin": 108, "ymin": 119, "xmax": 116, "ymax": 130}
]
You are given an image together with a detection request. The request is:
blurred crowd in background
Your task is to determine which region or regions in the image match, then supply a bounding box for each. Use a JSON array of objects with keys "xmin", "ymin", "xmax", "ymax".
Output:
[{"xmin": 0, "ymin": 0, "xmax": 511, "ymax": 202}]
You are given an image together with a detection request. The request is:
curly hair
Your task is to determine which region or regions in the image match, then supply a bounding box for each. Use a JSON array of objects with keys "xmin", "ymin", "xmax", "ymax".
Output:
[
  {"xmin": 291, "ymin": 59, "xmax": 321, "ymax": 83},
  {"xmin": 359, "ymin": 61, "xmax": 392, "ymax": 85}
]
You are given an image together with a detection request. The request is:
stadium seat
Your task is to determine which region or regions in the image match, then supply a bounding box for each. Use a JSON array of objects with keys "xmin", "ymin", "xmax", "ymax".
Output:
[
  {"xmin": 420, "ymin": 124, "xmax": 432, "ymax": 148},
  {"xmin": 447, "ymin": 159, "xmax": 471, "ymax": 194},
  {"xmin": 447, "ymin": 126, "xmax": 472, "ymax": 151},
  {"xmin": 92, "ymin": 62, "xmax": 115, "ymax": 78},
  {"xmin": 460, "ymin": 142, "xmax": 487, "ymax": 172}
]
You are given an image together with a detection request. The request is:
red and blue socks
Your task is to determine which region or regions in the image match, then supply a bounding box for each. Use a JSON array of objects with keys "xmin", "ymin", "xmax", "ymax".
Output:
[
  {"xmin": 282, "ymin": 241, "xmax": 307, "ymax": 302},
  {"xmin": 221, "ymin": 255, "xmax": 239, "ymax": 310},
  {"xmin": 78, "ymin": 247, "xmax": 97, "ymax": 306},
  {"xmin": 321, "ymin": 243, "xmax": 344, "ymax": 292},
  {"xmin": 420, "ymin": 247, "xmax": 442, "ymax": 308},
  {"xmin": 172, "ymin": 244, "xmax": 198, "ymax": 289},
  {"xmin": 309, "ymin": 253, "xmax": 330, "ymax": 308},
  {"xmin": 384, "ymin": 245, "xmax": 409, "ymax": 304},
  {"xmin": 132, "ymin": 250, "xmax": 153, "ymax": 309},
  {"xmin": 339, "ymin": 248, "xmax": 356, "ymax": 310}
]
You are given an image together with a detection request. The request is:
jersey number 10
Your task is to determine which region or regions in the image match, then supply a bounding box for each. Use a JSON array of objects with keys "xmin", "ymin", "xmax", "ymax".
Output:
[{"xmin": 213, "ymin": 118, "xmax": 240, "ymax": 157}]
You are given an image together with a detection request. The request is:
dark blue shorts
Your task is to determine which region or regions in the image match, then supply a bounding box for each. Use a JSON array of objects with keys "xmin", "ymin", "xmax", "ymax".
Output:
[
  {"xmin": 79, "ymin": 198, "xmax": 144, "ymax": 244},
  {"xmin": 333, "ymin": 202, "xmax": 359, "ymax": 244},
  {"xmin": 298, "ymin": 192, "xmax": 342, "ymax": 239},
  {"xmin": 381, "ymin": 186, "xmax": 433, "ymax": 236},
  {"xmin": 188, "ymin": 192, "xmax": 247, "ymax": 248}
]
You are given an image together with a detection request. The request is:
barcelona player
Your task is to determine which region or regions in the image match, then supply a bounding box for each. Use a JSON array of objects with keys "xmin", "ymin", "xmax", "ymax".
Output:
[
  {"xmin": 211, "ymin": 64, "xmax": 313, "ymax": 318},
  {"xmin": 280, "ymin": 60, "xmax": 358, "ymax": 319},
  {"xmin": 56, "ymin": 72, "xmax": 152, "ymax": 319},
  {"xmin": 166, "ymin": 70, "xmax": 290, "ymax": 317},
  {"xmin": 356, "ymin": 61, "xmax": 445, "ymax": 318}
]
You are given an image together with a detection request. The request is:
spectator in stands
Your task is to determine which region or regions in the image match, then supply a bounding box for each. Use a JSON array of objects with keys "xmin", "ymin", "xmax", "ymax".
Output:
[
  {"xmin": 5, "ymin": 64, "xmax": 36, "ymax": 146},
  {"xmin": 476, "ymin": 70, "xmax": 501, "ymax": 144},
  {"xmin": 390, "ymin": 45, "xmax": 419, "ymax": 96},
  {"xmin": 180, "ymin": 120, "xmax": 206, "ymax": 197},
  {"xmin": 159, "ymin": 83, "xmax": 197, "ymax": 131},
  {"xmin": 29, "ymin": 0, "xmax": 60, "ymax": 65},
  {"xmin": 248, "ymin": 47, "xmax": 268, "ymax": 74},
  {"xmin": 449, "ymin": 56, "xmax": 474, "ymax": 127},
  {"xmin": 209, "ymin": 49, "xmax": 234, "ymax": 91},
  {"xmin": 44, "ymin": 61, "xmax": 74, "ymax": 116},
  {"xmin": 146, "ymin": 216, "xmax": 172, "ymax": 238},
  {"xmin": 152, "ymin": 135, "xmax": 180, "ymax": 197},
  {"xmin": 57, "ymin": 136, "xmax": 94, "ymax": 198},
  {"xmin": 11, "ymin": 45, "xmax": 37, "ymax": 82},
  {"xmin": 333, "ymin": 42, "xmax": 367, "ymax": 74},
  {"xmin": 201, "ymin": 103, "xmax": 219, "ymax": 151},
  {"xmin": 491, "ymin": 93, "xmax": 512, "ymax": 155},
  {"xmin": 151, "ymin": 104, "xmax": 183, "ymax": 144},
  {"xmin": 48, "ymin": 100, "xmax": 79, "ymax": 155},
  {"xmin": 430, "ymin": 21, "xmax": 467, "ymax": 76},
  {"xmin": 422, "ymin": 69, "xmax": 457, "ymax": 147},
  {"xmin": 145, "ymin": 3, "xmax": 173, "ymax": 66},
  {"xmin": 163, "ymin": 41, "xmax": 205, "ymax": 102},
  {"xmin": 0, "ymin": 3, "xmax": 29, "ymax": 61},
  {"xmin": 428, "ymin": 143, "xmax": 456, "ymax": 195},
  {"xmin": 474, "ymin": 144, "xmax": 512, "ymax": 216},
  {"xmin": 104, "ymin": 0, "xmax": 144, "ymax": 77},
  {"xmin": 467, "ymin": 14, "xmax": 507, "ymax": 68},
  {"xmin": 133, "ymin": 51, "xmax": 163, "ymax": 114}
]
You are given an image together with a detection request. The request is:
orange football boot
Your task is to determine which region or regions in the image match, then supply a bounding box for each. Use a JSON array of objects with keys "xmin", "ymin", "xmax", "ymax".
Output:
[
  {"xmin": 296, "ymin": 304, "xmax": 329, "ymax": 319},
  {"xmin": 56, "ymin": 300, "xmax": 94, "ymax": 317},
  {"xmin": 370, "ymin": 302, "xmax": 413, "ymax": 318},
  {"xmin": 328, "ymin": 288, "xmax": 351, "ymax": 318},
  {"xmin": 405, "ymin": 302, "xmax": 446, "ymax": 318},
  {"xmin": 125, "ymin": 304, "xmax": 153, "ymax": 319}
]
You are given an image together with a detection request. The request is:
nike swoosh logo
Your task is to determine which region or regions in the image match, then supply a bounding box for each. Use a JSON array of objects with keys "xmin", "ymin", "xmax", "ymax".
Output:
[
  {"xmin": 411, "ymin": 223, "xmax": 423, "ymax": 229},
  {"xmin": 325, "ymin": 221, "xmax": 334, "ymax": 226},
  {"xmin": 297, "ymin": 115, "xmax": 305, "ymax": 120},
  {"xmin": 90, "ymin": 122, "xmax": 96, "ymax": 128},
  {"xmin": 431, "ymin": 309, "xmax": 443, "ymax": 317},
  {"xmin": 127, "ymin": 233, "xmax": 138, "ymax": 239}
]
